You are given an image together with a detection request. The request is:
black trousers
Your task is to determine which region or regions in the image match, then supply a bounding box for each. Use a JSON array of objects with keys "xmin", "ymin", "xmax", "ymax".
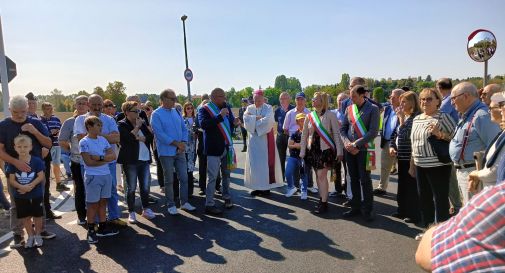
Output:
[
  {"xmin": 198, "ymin": 152, "xmax": 221, "ymax": 191},
  {"xmin": 43, "ymin": 157, "xmax": 52, "ymax": 214},
  {"xmin": 241, "ymin": 128, "xmax": 248, "ymax": 149},
  {"xmin": 416, "ymin": 164, "xmax": 451, "ymax": 228},
  {"xmin": 276, "ymin": 133, "xmax": 289, "ymax": 180},
  {"xmin": 397, "ymin": 160, "xmax": 420, "ymax": 221},
  {"xmin": 333, "ymin": 158, "xmax": 348, "ymax": 194},
  {"xmin": 71, "ymin": 161, "xmax": 86, "ymax": 221},
  {"xmin": 153, "ymin": 149, "xmax": 165, "ymax": 188},
  {"xmin": 345, "ymin": 150, "xmax": 374, "ymax": 213}
]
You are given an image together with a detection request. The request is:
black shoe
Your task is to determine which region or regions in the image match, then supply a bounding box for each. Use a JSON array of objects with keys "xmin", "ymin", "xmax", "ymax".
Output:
[
  {"xmin": 224, "ymin": 199, "xmax": 233, "ymax": 209},
  {"xmin": 148, "ymin": 197, "xmax": 158, "ymax": 205},
  {"xmin": 46, "ymin": 211, "xmax": 62, "ymax": 220},
  {"xmin": 96, "ymin": 225, "xmax": 119, "ymax": 237},
  {"xmin": 260, "ymin": 190, "xmax": 271, "ymax": 196},
  {"xmin": 216, "ymin": 189, "xmax": 222, "ymax": 195},
  {"xmin": 363, "ymin": 212, "xmax": 375, "ymax": 222},
  {"xmin": 87, "ymin": 230, "xmax": 98, "ymax": 244},
  {"xmin": 198, "ymin": 190, "xmax": 205, "ymax": 196},
  {"xmin": 241, "ymin": 147, "xmax": 247, "ymax": 152},
  {"xmin": 40, "ymin": 230, "xmax": 56, "ymax": 239},
  {"xmin": 250, "ymin": 190, "xmax": 261, "ymax": 196},
  {"xmin": 10, "ymin": 234, "xmax": 24, "ymax": 249},
  {"xmin": 314, "ymin": 202, "xmax": 328, "ymax": 214},
  {"xmin": 391, "ymin": 212, "xmax": 403, "ymax": 219},
  {"xmin": 373, "ymin": 189, "xmax": 387, "ymax": 196},
  {"xmin": 205, "ymin": 206, "xmax": 223, "ymax": 215},
  {"xmin": 343, "ymin": 209, "xmax": 361, "ymax": 218},
  {"xmin": 56, "ymin": 183, "xmax": 71, "ymax": 191}
]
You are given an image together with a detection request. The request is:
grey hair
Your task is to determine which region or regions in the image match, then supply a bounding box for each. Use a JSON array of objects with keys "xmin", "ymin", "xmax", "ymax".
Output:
[
  {"xmin": 391, "ymin": 88, "xmax": 405, "ymax": 96},
  {"xmin": 9, "ymin": 95, "xmax": 28, "ymax": 109},
  {"xmin": 456, "ymin": 82, "xmax": 479, "ymax": 98},
  {"xmin": 279, "ymin": 92, "xmax": 290, "ymax": 99},
  {"xmin": 75, "ymin": 95, "xmax": 88, "ymax": 103}
]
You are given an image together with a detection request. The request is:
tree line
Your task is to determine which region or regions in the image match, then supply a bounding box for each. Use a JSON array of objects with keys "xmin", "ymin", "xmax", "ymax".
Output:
[{"xmin": 1, "ymin": 74, "xmax": 504, "ymax": 112}]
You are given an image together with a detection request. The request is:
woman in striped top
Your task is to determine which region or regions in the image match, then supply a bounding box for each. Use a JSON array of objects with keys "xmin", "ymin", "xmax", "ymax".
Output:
[
  {"xmin": 411, "ymin": 88, "xmax": 456, "ymax": 231},
  {"xmin": 390, "ymin": 91, "xmax": 421, "ymax": 224}
]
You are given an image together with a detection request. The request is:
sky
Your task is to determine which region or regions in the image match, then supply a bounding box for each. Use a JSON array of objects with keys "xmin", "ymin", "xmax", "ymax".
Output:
[{"xmin": 0, "ymin": 0, "xmax": 504, "ymax": 97}]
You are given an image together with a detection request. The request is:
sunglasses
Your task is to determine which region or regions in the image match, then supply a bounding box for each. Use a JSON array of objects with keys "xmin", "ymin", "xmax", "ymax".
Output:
[
  {"xmin": 420, "ymin": 97, "xmax": 435, "ymax": 102},
  {"xmin": 128, "ymin": 109, "xmax": 140, "ymax": 113}
]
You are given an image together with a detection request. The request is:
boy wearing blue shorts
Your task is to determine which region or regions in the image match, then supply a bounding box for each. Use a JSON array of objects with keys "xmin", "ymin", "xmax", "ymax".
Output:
[
  {"xmin": 6, "ymin": 135, "xmax": 45, "ymax": 248},
  {"xmin": 79, "ymin": 116, "xmax": 118, "ymax": 244}
]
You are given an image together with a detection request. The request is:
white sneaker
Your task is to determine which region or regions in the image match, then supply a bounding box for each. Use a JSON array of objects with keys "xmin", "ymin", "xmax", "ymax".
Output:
[
  {"xmin": 285, "ymin": 187, "xmax": 297, "ymax": 197},
  {"xmin": 300, "ymin": 192, "xmax": 308, "ymax": 200},
  {"xmin": 167, "ymin": 206, "xmax": 179, "ymax": 215},
  {"xmin": 308, "ymin": 187, "xmax": 318, "ymax": 193},
  {"xmin": 181, "ymin": 202, "xmax": 196, "ymax": 211},
  {"xmin": 128, "ymin": 212, "xmax": 137, "ymax": 223},
  {"xmin": 142, "ymin": 208, "xmax": 155, "ymax": 220},
  {"xmin": 34, "ymin": 235, "xmax": 43, "ymax": 247}
]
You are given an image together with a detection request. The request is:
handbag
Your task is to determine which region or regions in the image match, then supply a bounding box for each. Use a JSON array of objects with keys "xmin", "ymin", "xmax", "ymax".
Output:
[{"xmin": 427, "ymin": 135, "xmax": 451, "ymax": 163}]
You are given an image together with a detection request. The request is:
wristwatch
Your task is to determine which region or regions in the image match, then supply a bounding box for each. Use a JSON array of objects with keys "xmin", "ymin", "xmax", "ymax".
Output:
[{"xmin": 99, "ymin": 155, "xmax": 104, "ymax": 161}]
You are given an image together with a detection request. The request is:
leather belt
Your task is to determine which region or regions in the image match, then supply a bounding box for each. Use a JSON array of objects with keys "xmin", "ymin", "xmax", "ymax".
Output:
[{"xmin": 454, "ymin": 163, "xmax": 476, "ymax": 169}]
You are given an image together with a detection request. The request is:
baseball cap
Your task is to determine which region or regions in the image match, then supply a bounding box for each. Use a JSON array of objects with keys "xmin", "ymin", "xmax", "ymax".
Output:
[{"xmin": 295, "ymin": 92, "xmax": 306, "ymax": 99}]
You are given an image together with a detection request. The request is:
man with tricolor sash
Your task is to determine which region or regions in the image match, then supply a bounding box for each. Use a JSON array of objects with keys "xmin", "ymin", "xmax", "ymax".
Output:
[
  {"xmin": 340, "ymin": 85, "xmax": 380, "ymax": 221},
  {"xmin": 198, "ymin": 88, "xmax": 241, "ymax": 215},
  {"xmin": 243, "ymin": 90, "xmax": 284, "ymax": 196}
]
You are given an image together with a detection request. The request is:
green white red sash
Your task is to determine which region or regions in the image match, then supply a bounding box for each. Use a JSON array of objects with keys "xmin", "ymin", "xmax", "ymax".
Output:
[
  {"xmin": 308, "ymin": 111, "xmax": 335, "ymax": 151},
  {"xmin": 348, "ymin": 104, "xmax": 376, "ymax": 171},
  {"xmin": 203, "ymin": 102, "xmax": 237, "ymax": 170}
]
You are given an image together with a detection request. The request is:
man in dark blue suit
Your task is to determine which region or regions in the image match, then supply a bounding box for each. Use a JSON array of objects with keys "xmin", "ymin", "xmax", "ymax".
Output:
[{"xmin": 198, "ymin": 88, "xmax": 241, "ymax": 215}]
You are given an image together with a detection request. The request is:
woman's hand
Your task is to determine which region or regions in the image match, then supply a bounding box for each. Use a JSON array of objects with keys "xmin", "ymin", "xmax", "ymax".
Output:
[
  {"xmin": 389, "ymin": 147, "xmax": 397, "ymax": 157},
  {"xmin": 426, "ymin": 122, "xmax": 441, "ymax": 137}
]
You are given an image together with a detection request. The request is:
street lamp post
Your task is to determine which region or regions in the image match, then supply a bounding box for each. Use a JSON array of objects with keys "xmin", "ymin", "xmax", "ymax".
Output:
[{"xmin": 181, "ymin": 15, "xmax": 191, "ymax": 101}]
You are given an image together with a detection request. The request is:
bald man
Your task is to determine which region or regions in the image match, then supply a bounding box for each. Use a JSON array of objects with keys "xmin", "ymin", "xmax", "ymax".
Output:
[
  {"xmin": 449, "ymin": 82, "xmax": 501, "ymax": 205},
  {"xmin": 480, "ymin": 83, "xmax": 503, "ymax": 106}
]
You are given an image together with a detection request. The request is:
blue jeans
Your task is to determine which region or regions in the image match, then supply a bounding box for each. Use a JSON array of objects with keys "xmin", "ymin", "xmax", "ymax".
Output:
[
  {"xmin": 61, "ymin": 151, "xmax": 72, "ymax": 175},
  {"xmin": 124, "ymin": 161, "xmax": 151, "ymax": 212},
  {"xmin": 285, "ymin": 157, "xmax": 308, "ymax": 192},
  {"xmin": 107, "ymin": 162, "xmax": 120, "ymax": 220},
  {"xmin": 0, "ymin": 178, "xmax": 11, "ymax": 210},
  {"xmin": 160, "ymin": 153, "xmax": 189, "ymax": 207},
  {"xmin": 206, "ymin": 149, "xmax": 231, "ymax": 206}
]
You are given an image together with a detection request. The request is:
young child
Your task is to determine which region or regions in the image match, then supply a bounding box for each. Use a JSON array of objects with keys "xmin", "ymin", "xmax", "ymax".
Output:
[
  {"xmin": 6, "ymin": 135, "xmax": 45, "ymax": 248},
  {"xmin": 285, "ymin": 113, "xmax": 309, "ymax": 200},
  {"xmin": 79, "ymin": 116, "xmax": 118, "ymax": 244}
]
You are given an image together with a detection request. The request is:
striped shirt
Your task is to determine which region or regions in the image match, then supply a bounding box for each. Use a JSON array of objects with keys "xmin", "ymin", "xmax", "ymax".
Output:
[
  {"xmin": 431, "ymin": 183, "xmax": 505, "ymax": 273},
  {"xmin": 411, "ymin": 112, "xmax": 456, "ymax": 168},
  {"xmin": 390, "ymin": 112, "xmax": 419, "ymax": 161},
  {"xmin": 40, "ymin": 115, "xmax": 62, "ymax": 146}
]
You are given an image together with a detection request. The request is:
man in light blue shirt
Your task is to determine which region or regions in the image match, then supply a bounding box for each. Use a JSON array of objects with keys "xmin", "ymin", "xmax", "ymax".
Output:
[
  {"xmin": 449, "ymin": 82, "xmax": 501, "ymax": 204},
  {"xmin": 151, "ymin": 89, "xmax": 195, "ymax": 215}
]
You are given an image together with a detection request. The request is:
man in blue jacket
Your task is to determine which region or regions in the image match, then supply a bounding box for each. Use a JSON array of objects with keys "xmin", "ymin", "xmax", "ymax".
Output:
[{"xmin": 198, "ymin": 88, "xmax": 241, "ymax": 215}]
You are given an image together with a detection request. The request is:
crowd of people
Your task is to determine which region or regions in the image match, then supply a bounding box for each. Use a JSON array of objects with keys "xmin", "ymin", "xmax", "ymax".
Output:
[{"xmin": 0, "ymin": 77, "xmax": 503, "ymax": 271}]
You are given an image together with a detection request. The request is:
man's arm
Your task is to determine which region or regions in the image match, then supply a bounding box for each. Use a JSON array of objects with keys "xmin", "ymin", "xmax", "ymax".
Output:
[
  {"xmin": 100, "ymin": 131, "xmax": 119, "ymax": 144},
  {"xmin": 415, "ymin": 226, "xmax": 436, "ymax": 272},
  {"xmin": 0, "ymin": 143, "xmax": 30, "ymax": 172},
  {"xmin": 151, "ymin": 112, "xmax": 176, "ymax": 147},
  {"xmin": 339, "ymin": 108, "xmax": 352, "ymax": 147},
  {"xmin": 22, "ymin": 123, "xmax": 52, "ymax": 148}
]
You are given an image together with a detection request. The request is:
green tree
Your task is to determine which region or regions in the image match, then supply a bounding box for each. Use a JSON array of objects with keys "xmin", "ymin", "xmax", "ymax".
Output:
[
  {"xmin": 274, "ymin": 75, "xmax": 288, "ymax": 91},
  {"xmin": 105, "ymin": 81, "xmax": 127, "ymax": 111},
  {"xmin": 286, "ymin": 77, "xmax": 302, "ymax": 95},
  {"xmin": 49, "ymin": 89, "xmax": 65, "ymax": 112},
  {"xmin": 338, "ymin": 73, "xmax": 350, "ymax": 90},
  {"xmin": 93, "ymin": 86, "xmax": 106, "ymax": 98},
  {"xmin": 76, "ymin": 90, "xmax": 90, "ymax": 97},
  {"xmin": 264, "ymin": 87, "xmax": 282, "ymax": 106},
  {"xmin": 372, "ymin": 87, "xmax": 385, "ymax": 103}
]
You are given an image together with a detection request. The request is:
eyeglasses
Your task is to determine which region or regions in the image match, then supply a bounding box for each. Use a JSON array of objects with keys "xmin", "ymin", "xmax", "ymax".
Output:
[
  {"xmin": 420, "ymin": 97, "xmax": 435, "ymax": 102},
  {"xmin": 128, "ymin": 109, "xmax": 140, "ymax": 113},
  {"xmin": 489, "ymin": 106, "xmax": 501, "ymax": 113},
  {"xmin": 451, "ymin": 93, "xmax": 465, "ymax": 101}
]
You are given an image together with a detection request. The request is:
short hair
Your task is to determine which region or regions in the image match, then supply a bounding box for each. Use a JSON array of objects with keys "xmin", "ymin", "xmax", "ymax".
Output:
[
  {"xmin": 279, "ymin": 92, "xmax": 290, "ymax": 99},
  {"xmin": 313, "ymin": 91, "xmax": 330, "ymax": 111},
  {"xmin": 88, "ymin": 94, "xmax": 103, "ymax": 102},
  {"xmin": 210, "ymin": 88, "xmax": 225, "ymax": 100},
  {"xmin": 183, "ymin": 101, "xmax": 195, "ymax": 118},
  {"xmin": 419, "ymin": 88, "xmax": 443, "ymax": 108},
  {"xmin": 14, "ymin": 134, "xmax": 32, "ymax": 146},
  {"xmin": 399, "ymin": 91, "xmax": 421, "ymax": 114},
  {"xmin": 84, "ymin": 116, "xmax": 102, "ymax": 131},
  {"xmin": 25, "ymin": 92, "xmax": 37, "ymax": 101},
  {"xmin": 201, "ymin": 94, "xmax": 210, "ymax": 100},
  {"xmin": 9, "ymin": 95, "xmax": 28, "ymax": 109},
  {"xmin": 160, "ymin": 89, "xmax": 176, "ymax": 101},
  {"xmin": 126, "ymin": 95, "xmax": 139, "ymax": 102},
  {"xmin": 351, "ymin": 85, "xmax": 367, "ymax": 96},
  {"xmin": 75, "ymin": 95, "xmax": 88, "ymax": 103},
  {"xmin": 103, "ymin": 99, "xmax": 114, "ymax": 106},
  {"xmin": 401, "ymin": 86, "xmax": 411, "ymax": 92},
  {"xmin": 436, "ymin": 78, "xmax": 452, "ymax": 91},
  {"xmin": 121, "ymin": 101, "xmax": 138, "ymax": 113},
  {"xmin": 454, "ymin": 82, "xmax": 479, "ymax": 98},
  {"xmin": 41, "ymin": 102, "xmax": 53, "ymax": 109},
  {"xmin": 350, "ymin": 77, "xmax": 366, "ymax": 87}
]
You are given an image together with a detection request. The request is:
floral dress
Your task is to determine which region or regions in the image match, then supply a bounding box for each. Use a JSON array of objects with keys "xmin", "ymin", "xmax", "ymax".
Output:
[{"xmin": 184, "ymin": 117, "xmax": 197, "ymax": 172}]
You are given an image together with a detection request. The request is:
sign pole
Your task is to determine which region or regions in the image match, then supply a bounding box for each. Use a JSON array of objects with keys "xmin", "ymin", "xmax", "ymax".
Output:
[
  {"xmin": 0, "ymin": 15, "xmax": 10, "ymax": 117},
  {"xmin": 484, "ymin": 60, "xmax": 488, "ymax": 87}
]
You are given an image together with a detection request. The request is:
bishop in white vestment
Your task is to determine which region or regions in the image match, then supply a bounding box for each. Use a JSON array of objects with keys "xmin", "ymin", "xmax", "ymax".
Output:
[{"xmin": 243, "ymin": 90, "xmax": 284, "ymax": 194}]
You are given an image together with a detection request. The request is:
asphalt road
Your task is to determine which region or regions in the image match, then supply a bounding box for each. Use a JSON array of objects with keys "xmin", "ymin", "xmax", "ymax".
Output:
[{"xmin": 0, "ymin": 141, "xmax": 424, "ymax": 273}]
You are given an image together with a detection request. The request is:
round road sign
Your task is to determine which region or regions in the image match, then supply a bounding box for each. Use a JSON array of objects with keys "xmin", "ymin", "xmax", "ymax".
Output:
[{"xmin": 184, "ymin": 68, "xmax": 193, "ymax": 82}]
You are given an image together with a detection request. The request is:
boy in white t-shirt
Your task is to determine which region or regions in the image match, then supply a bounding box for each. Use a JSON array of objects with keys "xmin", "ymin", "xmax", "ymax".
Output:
[{"xmin": 79, "ymin": 116, "xmax": 118, "ymax": 244}]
